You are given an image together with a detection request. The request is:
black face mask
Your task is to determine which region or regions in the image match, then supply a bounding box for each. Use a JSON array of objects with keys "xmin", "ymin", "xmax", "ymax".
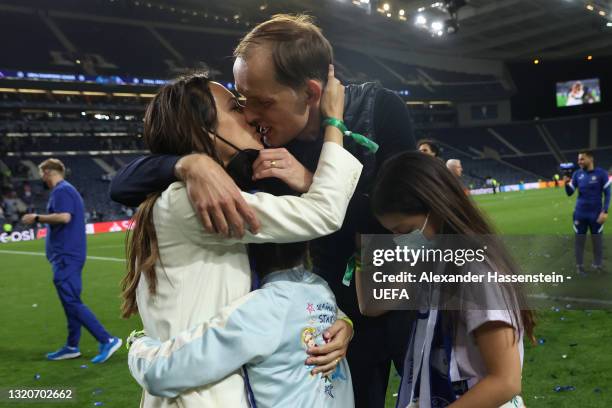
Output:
[{"xmin": 215, "ymin": 133, "xmax": 295, "ymax": 195}]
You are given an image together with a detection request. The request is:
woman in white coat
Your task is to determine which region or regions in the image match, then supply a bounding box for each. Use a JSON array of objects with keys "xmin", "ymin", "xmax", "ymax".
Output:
[{"xmin": 121, "ymin": 70, "xmax": 361, "ymax": 408}]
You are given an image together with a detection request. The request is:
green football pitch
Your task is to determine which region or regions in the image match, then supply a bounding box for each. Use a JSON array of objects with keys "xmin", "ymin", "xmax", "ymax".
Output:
[{"xmin": 0, "ymin": 187, "xmax": 610, "ymax": 407}]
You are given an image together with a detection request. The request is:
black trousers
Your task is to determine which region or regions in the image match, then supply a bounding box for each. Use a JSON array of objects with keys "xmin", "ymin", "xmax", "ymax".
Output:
[{"xmin": 347, "ymin": 311, "xmax": 414, "ymax": 408}]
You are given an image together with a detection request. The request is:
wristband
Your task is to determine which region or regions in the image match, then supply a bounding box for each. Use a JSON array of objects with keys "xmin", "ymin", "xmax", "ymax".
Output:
[
  {"xmin": 339, "ymin": 316, "xmax": 354, "ymax": 330},
  {"xmin": 322, "ymin": 117, "xmax": 379, "ymax": 153},
  {"xmin": 126, "ymin": 329, "xmax": 147, "ymax": 350}
]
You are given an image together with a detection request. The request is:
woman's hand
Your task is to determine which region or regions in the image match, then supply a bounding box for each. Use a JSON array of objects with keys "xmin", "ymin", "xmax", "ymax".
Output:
[
  {"xmin": 320, "ymin": 65, "xmax": 345, "ymax": 120},
  {"xmin": 305, "ymin": 319, "xmax": 353, "ymax": 377},
  {"xmin": 252, "ymin": 148, "xmax": 314, "ymax": 193}
]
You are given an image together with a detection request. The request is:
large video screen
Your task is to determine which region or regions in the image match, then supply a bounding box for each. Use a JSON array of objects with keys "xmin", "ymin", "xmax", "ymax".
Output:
[{"xmin": 556, "ymin": 78, "xmax": 601, "ymax": 107}]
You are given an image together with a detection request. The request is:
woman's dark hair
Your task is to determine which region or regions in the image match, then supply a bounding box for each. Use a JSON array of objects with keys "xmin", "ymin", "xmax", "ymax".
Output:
[
  {"xmin": 121, "ymin": 73, "xmax": 221, "ymax": 318},
  {"xmin": 372, "ymin": 152, "xmax": 535, "ymax": 342},
  {"xmin": 143, "ymin": 74, "xmax": 222, "ymax": 161}
]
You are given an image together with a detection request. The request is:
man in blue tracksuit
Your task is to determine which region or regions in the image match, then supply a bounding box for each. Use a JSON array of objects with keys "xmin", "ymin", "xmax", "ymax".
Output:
[
  {"xmin": 564, "ymin": 151, "xmax": 610, "ymax": 273},
  {"xmin": 21, "ymin": 158, "xmax": 122, "ymax": 362}
]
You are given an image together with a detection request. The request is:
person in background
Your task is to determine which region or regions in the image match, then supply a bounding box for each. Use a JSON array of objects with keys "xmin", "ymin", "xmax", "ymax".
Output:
[
  {"xmin": 566, "ymin": 81, "xmax": 584, "ymax": 106},
  {"xmin": 21, "ymin": 159, "xmax": 122, "ymax": 363},
  {"xmin": 417, "ymin": 138, "xmax": 440, "ymax": 158},
  {"xmin": 446, "ymin": 159, "xmax": 463, "ymax": 178},
  {"xmin": 564, "ymin": 150, "xmax": 610, "ymax": 274},
  {"xmin": 485, "ymin": 176, "xmax": 497, "ymax": 195}
]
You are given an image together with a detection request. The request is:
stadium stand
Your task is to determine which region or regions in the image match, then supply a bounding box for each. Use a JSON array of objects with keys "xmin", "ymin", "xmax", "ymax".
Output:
[
  {"xmin": 0, "ymin": 10, "xmax": 63, "ymax": 71},
  {"xmin": 1, "ymin": 0, "xmax": 610, "ymax": 229}
]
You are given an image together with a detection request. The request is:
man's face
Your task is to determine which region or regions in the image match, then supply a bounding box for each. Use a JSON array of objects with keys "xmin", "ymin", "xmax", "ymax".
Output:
[
  {"xmin": 455, "ymin": 163, "xmax": 463, "ymax": 177},
  {"xmin": 578, "ymin": 154, "xmax": 592, "ymax": 169},
  {"xmin": 39, "ymin": 169, "xmax": 53, "ymax": 189},
  {"xmin": 418, "ymin": 143, "xmax": 435, "ymax": 157},
  {"xmin": 448, "ymin": 162, "xmax": 462, "ymax": 177},
  {"xmin": 233, "ymin": 47, "xmax": 312, "ymax": 147}
]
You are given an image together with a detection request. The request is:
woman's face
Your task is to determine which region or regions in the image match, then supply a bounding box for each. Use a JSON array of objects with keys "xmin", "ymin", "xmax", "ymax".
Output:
[
  {"xmin": 377, "ymin": 212, "xmax": 438, "ymax": 240},
  {"xmin": 209, "ymin": 82, "xmax": 264, "ymax": 163}
]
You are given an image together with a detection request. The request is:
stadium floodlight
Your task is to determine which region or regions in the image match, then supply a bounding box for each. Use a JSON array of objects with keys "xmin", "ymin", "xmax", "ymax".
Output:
[
  {"xmin": 399, "ymin": 9, "xmax": 405, "ymax": 16},
  {"xmin": 360, "ymin": 0, "xmax": 370, "ymax": 3},
  {"xmin": 431, "ymin": 21, "xmax": 444, "ymax": 31},
  {"xmin": 586, "ymin": 4, "xmax": 594, "ymax": 11},
  {"xmin": 599, "ymin": 10, "xmax": 606, "ymax": 16},
  {"xmin": 415, "ymin": 14, "xmax": 427, "ymax": 25},
  {"xmin": 607, "ymin": 21, "xmax": 612, "ymax": 27},
  {"xmin": 437, "ymin": 30, "xmax": 444, "ymax": 36},
  {"xmin": 383, "ymin": 3, "xmax": 390, "ymax": 11}
]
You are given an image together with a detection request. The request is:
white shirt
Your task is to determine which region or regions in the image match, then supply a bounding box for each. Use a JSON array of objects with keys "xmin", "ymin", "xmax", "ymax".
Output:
[
  {"xmin": 451, "ymin": 309, "xmax": 524, "ymax": 387},
  {"xmin": 135, "ymin": 142, "xmax": 362, "ymax": 408}
]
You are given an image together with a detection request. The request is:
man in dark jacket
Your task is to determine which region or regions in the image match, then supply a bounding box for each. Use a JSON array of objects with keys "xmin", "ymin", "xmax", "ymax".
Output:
[{"xmin": 111, "ymin": 14, "xmax": 415, "ymax": 407}]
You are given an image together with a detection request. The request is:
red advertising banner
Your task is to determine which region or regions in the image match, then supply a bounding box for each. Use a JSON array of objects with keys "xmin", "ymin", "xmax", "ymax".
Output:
[{"xmin": 1, "ymin": 219, "xmax": 134, "ymax": 244}]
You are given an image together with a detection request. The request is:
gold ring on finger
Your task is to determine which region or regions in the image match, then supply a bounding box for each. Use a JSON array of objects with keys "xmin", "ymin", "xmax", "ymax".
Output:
[{"xmin": 270, "ymin": 160, "xmax": 277, "ymax": 168}]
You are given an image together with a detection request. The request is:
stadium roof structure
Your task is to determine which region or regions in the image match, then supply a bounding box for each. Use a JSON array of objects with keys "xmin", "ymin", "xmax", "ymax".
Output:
[
  {"xmin": 3, "ymin": 0, "xmax": 609, "ymax": 62},
  {"xmin": 0, "ymin": 0, "xmax": 609, "ymax": 80},
  {"xmin": 251, "ymin": 0, "xmax": 612, "ymax": 61},
  {"xmin": 175, "ymin": 0, "xmax": 612, "ymax": 61}
]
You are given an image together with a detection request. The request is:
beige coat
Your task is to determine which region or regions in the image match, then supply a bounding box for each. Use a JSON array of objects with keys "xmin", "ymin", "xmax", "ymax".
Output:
[{"xmin": 136, "ymin": 142, "xmax": 362, "ymax": 408}]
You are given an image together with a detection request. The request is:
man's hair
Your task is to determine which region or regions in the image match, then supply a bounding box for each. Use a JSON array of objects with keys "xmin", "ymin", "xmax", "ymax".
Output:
[
  {"xmin": 417, "ymin": 138, "xmax": 440, "ymax": 157},
  {"xmin": 446, "ymin": 159, "xmax": 461, "ymax": 168},
  {"xmin": 38, "ymin": 158, "xmax": 65, "ymax": 175},
  {"xmin": 234, "ymin": 14, "xmax": 333, "ymax": 89},
  {"xmin": 578, "ymin": 150, "xmax": 594, "ymax": 159}
]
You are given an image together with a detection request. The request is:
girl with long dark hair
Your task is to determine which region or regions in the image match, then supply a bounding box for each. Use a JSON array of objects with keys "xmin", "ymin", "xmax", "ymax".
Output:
[{"xmin": 359, "ymin": 152, "xmax": 535, "ymax": 408}]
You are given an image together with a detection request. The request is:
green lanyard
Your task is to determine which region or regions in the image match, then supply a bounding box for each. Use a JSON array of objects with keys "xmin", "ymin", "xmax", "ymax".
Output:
[
  {"xmin": 343, "ymin": 254, "xmax": 361, "ymax": 286},
  {"xmin": 322, "ymin": 117, "xmax": 379, "ymax": 154},
  {"xmin": 343, "ymin": 255, "xmax": 355, "ymax": 286}
]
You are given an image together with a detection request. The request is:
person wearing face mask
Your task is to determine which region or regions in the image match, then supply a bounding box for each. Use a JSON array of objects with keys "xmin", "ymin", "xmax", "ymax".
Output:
[
  {"xmin": 121, "ymin": 71, "xmax": 362, "ymax": 408},
  {"xmin": 21, "ymin": 159, "xmax": 122, "ymax": 364},
  {"xmin": 355, "ymin": 152, "xmax": 535, "ymax": 408}
]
